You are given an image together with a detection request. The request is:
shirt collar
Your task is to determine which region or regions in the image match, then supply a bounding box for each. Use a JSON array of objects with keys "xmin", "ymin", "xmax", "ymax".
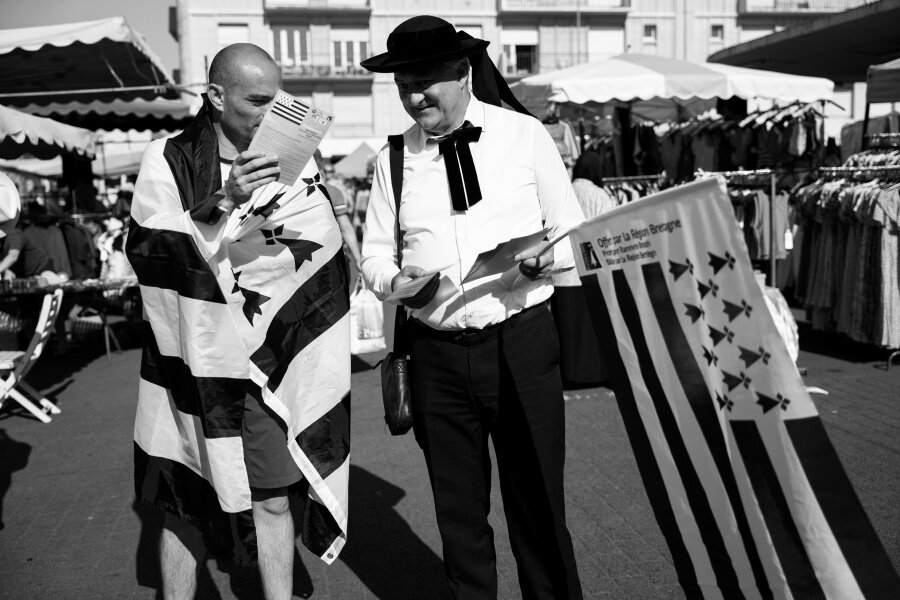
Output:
[{"xmin": 417, "ymin": 96, "xmax": 487, "ymax": 149}]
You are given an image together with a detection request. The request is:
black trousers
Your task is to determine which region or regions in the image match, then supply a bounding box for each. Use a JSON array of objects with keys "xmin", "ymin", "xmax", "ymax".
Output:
[{"xmin": 408, "ymin": 304, "xmax": 583, "ymax": 600}]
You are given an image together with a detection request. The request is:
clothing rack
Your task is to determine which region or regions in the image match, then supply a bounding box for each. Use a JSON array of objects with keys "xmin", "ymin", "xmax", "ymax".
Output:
[
  {"xmin": 817, "ymin": 164, "xmax": 900, "ymax": 370},
  {"xmin": 696, "ymin": 169, "xmax": 778, "ymax": 286},
  {"xmin": 863, "ymin": 132, "xmax": 900, "ymax": 150},
  {"xmin": 599, "ymin": 173, "xmax": 665, "ymax": 184},
  {"xmin": 818, "ymin": 165, "xmax": 900, "ymax": 179}
]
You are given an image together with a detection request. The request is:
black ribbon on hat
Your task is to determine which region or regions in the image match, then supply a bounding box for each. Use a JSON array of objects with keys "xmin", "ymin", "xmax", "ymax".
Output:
[{"xmin": 437, "ymin": 121, "xmax": 482, "ymax": 211}]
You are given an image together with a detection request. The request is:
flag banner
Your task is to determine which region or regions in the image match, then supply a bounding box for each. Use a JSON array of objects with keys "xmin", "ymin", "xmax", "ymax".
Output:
[
  {"xmin": 129, "ymin": 134, "xmax": 350, "ymax": 565},
  {"xmin": 570, "ymin": 178, "xmax": 900, "ymax": 600}
]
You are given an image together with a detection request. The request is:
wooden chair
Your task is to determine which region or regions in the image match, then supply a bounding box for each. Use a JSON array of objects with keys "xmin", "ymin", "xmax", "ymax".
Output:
[{"xmin": 0, "ymin": 288, "xmax": 64, "ymax": 423}]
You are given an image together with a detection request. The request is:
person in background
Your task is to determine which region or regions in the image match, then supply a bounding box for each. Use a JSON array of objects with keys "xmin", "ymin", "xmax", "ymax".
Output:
[
  {"xmin": 360, "ymin": 16, "xmax": 584, "ymax": 600},
  {"xmin": 314, "ymin": 150, "xmax": 362, "ymax": 282},
  {"xmin": 551, "ymin": 150, "xmax": 613, "ymax": 388}
]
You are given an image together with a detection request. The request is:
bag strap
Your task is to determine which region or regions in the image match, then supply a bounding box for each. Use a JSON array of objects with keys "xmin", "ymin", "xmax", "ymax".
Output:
[{"xmin": 387, "ymin": 134, "xmax": 410, "ymax": 355}]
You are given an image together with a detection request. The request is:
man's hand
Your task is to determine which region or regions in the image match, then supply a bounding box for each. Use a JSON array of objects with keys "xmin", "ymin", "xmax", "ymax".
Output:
[
  {"xmin": 515, "ymin": 245, "xmax": 555, "ymax": 281},
  {"xmin": 224, "ymin": 151, "xmax": 280, "ymax": 207},
  {"xmin": 391, "ymin": 266, "xmax": 440, "ymax": 309}
]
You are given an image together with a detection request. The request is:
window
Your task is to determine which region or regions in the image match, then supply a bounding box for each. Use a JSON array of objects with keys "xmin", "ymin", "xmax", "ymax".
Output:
[
  {"xmin": 500, "ymin": 29, "xmax": 539, "ymax": 76},
  {"xmin": 643, "ymin": 24, "xmax": 657, "ymax": 44},
  {"xmin": 273, "ymin": 26, "xmax": 310, "ymax": 69},
  {"xmin": 331, "ymin": 28, "xmax": 369, "ymax": 73},
  {"xmin": 502, "ymin": 45, "xmax": 537, "ymax": 76},
  {"xmin": 711, "ymin": 24, "xmax": 724, "ymax": 43}
]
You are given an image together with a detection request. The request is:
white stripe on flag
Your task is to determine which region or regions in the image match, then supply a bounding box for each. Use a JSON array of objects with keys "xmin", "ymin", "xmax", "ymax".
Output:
[
  {"xmin": 140, "ymin": 285, "xmax": 250, "ymax": 378},
  {"xmin": 134, "ymin": 378, "xmax": 251, "ymax": 513},
  {"xmin": 254, "ymin": 312, "xmax": 351, "ymax": 438}
]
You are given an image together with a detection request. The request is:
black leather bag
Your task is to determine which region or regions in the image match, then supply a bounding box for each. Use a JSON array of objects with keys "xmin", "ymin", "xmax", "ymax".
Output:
[
  {"xmin": 380, "ymin": 134, "xmax": 414, "ymax": 436},
  {"xmin": 381, "ymin": 309, "xmax": 413, "ymax": 435}
]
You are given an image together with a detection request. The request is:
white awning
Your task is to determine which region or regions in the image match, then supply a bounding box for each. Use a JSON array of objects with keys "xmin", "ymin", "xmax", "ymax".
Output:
[
  {"xmin": 0, "ymin": 104, "xmax": 96, "ymax": 160},
  {"xmin": 516, "ymin": 53, "xmax": 834, "ymax": 108}
]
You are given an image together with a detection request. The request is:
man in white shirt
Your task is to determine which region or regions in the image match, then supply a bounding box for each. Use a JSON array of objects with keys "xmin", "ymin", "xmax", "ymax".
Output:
[{"xmin": 360, "ymin": 16, "xmax": 584, "ymax": 600}]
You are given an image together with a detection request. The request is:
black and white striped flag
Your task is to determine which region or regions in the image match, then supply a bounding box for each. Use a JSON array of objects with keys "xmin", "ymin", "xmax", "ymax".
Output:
[
  {"xmin": 571, "ymin": 178, "xmax": 900, "ymax": 599},
  {"xmin": 128, "ymin": 136, "xmax": 350, "ymax": 565}
]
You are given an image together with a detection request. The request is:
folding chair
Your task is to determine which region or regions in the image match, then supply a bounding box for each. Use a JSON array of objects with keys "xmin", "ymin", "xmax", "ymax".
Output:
[{"xmin": 0, "ymin": 288, "xmax": 64, "ymax": 423}]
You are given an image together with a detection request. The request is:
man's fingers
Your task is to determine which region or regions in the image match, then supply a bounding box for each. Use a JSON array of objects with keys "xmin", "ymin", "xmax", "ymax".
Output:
[
  {"xmin": 241, "ymin": 166, "xmax": 281, "ymax": 184},
  {"xmin": 234, "ymin": 154, "xmax": 278, "ymax": 175},
  {"xmin": 232, "ymin": 150, "xmax": 266, "ymax": 167}
]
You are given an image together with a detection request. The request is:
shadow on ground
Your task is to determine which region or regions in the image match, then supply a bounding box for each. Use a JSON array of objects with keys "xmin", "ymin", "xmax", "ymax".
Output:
[
  {"xmin": 0, "ymin": 428, "xmax": 30, "ymax": 532},
  {"xmin": 798, "ymin": 324, "xmax": 895, "ymax": 367},
  {"xmin": 132, "ymin": 465, "xmax": 447, "ymax": 599}
]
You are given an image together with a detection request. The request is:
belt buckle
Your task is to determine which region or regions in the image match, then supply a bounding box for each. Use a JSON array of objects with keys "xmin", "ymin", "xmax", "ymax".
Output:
[{"xmin": 453, "ymin": 328, "xmax": 483, "ymax": 345}]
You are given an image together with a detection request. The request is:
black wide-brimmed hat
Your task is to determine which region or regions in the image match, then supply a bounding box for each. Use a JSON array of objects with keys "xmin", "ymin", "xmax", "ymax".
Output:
[{"xmin": 360, "ymin": 15, "xmax": 489, "ymax": 73}]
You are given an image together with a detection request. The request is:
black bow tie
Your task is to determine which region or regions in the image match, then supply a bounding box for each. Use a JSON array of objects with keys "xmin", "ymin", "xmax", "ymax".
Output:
[{"xmin": 436, "ymin": 122, "xmax": 483, "ymax": 212}]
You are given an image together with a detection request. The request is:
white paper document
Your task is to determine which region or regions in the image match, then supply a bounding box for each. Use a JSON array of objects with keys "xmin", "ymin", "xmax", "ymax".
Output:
[
  {"xmin": 248, "ymin": 90, "xmax": 334, "ymax": 187},
  {"xmin": 384, "ymin": 264, "xmax": 453, "ymax": 302},
  {"xmin": 463, "ymin": 228, "xmax": 554, "ymax": 283}
]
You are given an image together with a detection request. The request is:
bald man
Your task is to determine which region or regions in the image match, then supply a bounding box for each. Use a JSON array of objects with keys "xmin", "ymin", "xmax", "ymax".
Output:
[{"xmin": 128, "ymin": 44, "xmax": 350, "ymax": 600}]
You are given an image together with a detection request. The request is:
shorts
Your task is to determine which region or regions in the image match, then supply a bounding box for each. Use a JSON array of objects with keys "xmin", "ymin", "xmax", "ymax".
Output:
[{"xmin": 241, "ymin": 384, "xmax": 303, "ymax": 490}]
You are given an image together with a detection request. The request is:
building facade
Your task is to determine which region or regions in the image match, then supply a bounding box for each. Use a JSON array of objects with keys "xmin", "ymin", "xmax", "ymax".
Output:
[{"xmin": 169, "ymin": 0, "xmax": 873, "ymax": 156}]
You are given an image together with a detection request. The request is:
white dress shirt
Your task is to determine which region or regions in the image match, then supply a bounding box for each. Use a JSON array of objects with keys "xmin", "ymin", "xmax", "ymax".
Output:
[{"xmin": 361, "ymin": 96, "xmax": 585, "ymax": 331}]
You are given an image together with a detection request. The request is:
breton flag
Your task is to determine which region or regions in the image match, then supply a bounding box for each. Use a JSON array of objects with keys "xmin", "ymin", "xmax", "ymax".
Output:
[
  {"xmin": 571, "ymin": 178, "xmax": 900, "ymax": 599},
  {"xmin": 128, "ymin": 136, "xmax": 350, "ymax": 565},
  {"xmin": 272, "ymin": 91, "xmax": 309, "ymax": 127}
]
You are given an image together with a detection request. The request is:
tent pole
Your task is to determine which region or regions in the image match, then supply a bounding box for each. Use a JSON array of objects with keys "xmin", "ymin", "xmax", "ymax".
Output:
[
  {"xmin": 578, "ymin": 109, "xmax": 585, "ymax": 154},
  {"xmin": 861, "ymin": 102, "xmax": 871, "ymax": 150},
  {"xmin": 0, "ymin": 85, "xmax": 171, "ymax": 99}
]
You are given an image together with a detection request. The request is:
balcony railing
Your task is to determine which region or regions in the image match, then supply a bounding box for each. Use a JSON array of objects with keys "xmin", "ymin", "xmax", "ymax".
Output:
[
  {"xmin": 265, "ymin": 0, "xmax": 370, "ymax": 10},
  {"xmin": 500, "ymin": 0, "xmax": 630, "ymax": 11},
  {"xmin": 278, "ymin": 63, "xmax": 373, "ymax": 78},
  {"xmin": 738, "ymin": 0, "xmax": 874, "ymax": 13}
]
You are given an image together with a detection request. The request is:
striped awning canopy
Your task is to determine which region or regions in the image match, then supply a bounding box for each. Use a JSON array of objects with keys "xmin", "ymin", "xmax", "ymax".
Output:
[
  {"xmin": 0, "ymin": 103, "xmax": 95, "ymax": 160},
  {"xmin": 513, "ymin": 54, "xmax": 834, "ymax": 122},
  {"xmin": 0, "ymin": 17, "xmax": 192, "ymax": 132}
]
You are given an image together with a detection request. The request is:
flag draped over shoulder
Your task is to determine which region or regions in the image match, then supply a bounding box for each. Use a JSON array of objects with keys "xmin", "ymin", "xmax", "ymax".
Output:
[
  {"xmin": 126, "ymin": 101, "xmax": 350, "ymax": 565},
  {"xmin": 571, "ymin": 178, "xmax": 900, "ymax": 600}
]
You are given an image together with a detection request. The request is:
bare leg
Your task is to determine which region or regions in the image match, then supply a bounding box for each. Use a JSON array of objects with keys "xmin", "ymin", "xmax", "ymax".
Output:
[
  {"xmin": 160, "ymin": 512, "xmax": 205, "ymax": 600},
  {"xmin": 252, "ymin": 487, "xmax": 294, "ymax": 600}
]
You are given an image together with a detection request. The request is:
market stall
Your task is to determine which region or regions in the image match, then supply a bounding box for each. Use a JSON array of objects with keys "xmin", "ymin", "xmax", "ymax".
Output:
[
  {"xmin": 513, "ymin": 53, "xmax": 834, "ymax": 124},
  {"xmin": 0, "ymin": 17, "xmax": 194, "ymax": 132}
]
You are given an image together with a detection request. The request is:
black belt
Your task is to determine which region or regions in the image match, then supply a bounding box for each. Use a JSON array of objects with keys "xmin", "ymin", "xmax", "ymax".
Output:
[{"xmin": 410, "ymin": 301, "xmax": 548, "ymax": 347}]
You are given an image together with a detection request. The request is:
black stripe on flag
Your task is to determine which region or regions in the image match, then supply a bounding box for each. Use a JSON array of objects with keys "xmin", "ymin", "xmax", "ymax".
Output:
[
  {"xmin": 642, "ymin": 262, "xmax": 774, "ymax": 599},
  {"xmin": 140, "ymin": 320, "xmax": 246, "ymax": 438},
  {"xmin": 786, "ymin": 417, "xmax": 900, "ymax": 598},
  {"xmin": 251, "ymin": 247, "xmax": 349, "ymax": 391},
  {"xmin": 611, "ymin": 269, "xmax": 747, "ymax": 599},
  {"xmin": 731, "ymin": 421, "xmax": 827, "ymax": 599},
  {"xmin": 272, "ymin": 102, "xmax": 306, "ymax": 127},
  {"xmin": 580, "ymin": 274, "xmax": 702, "ymax": 600},
  {"xmin": 126, "ymin": 220, "xmax": 227, "ymax": 304},
  {"xmin": 295, "ymin": 392, "xmax": 350, "ymax": 481},
  {"xmin": 134, "ymin": 443, "xmax": 257, "ymax": 567},
  {"xmin": 299, "ymin": 492, "xmax": 342, "ymax": 558}
]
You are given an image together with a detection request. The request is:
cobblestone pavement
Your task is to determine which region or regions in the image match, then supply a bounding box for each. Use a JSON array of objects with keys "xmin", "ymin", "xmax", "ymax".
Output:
[{"xmin": 0, "ymin": 323, "xmax": 897, "ymax": 599}]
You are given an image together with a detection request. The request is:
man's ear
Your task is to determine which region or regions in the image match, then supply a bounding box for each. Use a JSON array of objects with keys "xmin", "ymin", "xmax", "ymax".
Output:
[{"xmin": 207, "ymin": 83, "xmax": 225, "ymax": 111}]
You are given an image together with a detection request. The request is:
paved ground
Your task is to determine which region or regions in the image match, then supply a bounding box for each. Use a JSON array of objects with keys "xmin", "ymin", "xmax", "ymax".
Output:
[{"xmin": 0, "ymin": 321, "xmax": 898, "ymax": 599}]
